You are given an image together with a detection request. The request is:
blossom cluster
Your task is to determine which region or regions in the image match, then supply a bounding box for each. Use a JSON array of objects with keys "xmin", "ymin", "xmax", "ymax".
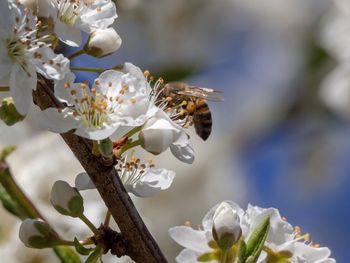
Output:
[
  {"xmin": 1, "ymin": 0, "xmax": 196, "ymax": 197},
  {"xmin": 0, "ymin": 0, "xmax": 337, "ymax": 262},
  {"xmin": 170, "ymin": 201, "xmax": 335, "ymax": 263}
]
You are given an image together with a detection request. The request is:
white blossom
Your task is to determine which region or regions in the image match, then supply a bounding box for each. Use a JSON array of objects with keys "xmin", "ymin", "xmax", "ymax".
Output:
[
  {"xmin": 0, "ymin": 1, "xmax": 69, "ymax": 115},
  {"xmin": 169, "ymin": 201, "xmax": 335, "ymax": 263},
  {"xmin": 169, "ymin": 201, "xmax": 244, "ymax": 263},
  {"xmin": 140, "ymin": 109, "xmax": 195, "ymax": 164},
  {"xmin": 75, "ymin": 157, "xmax": 175, "ymax": 197},
  {"xmin": 40, "ymin": 63, "xmax": 157, "ymax": 140},
  {"xmin": 43, "ymin": 0, "xmax": 118, "ymax": 47},
  {"xmin": 243, "ymin": 205, "xmax": 335, "ymax": 263},
  {"xmin": 85, "ymin": 28, "xmax": 122, "ymax": 58}
]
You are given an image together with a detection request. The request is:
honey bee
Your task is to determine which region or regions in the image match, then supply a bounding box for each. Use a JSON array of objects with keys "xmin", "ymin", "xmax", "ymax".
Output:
[{"xmin": 157, "ymin": 82, "xmax": 223, "ymax": 141}]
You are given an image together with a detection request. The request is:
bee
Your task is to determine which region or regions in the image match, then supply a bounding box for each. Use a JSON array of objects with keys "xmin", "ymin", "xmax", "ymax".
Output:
[{"xmin": 157, "ymin": 82, "xmax": 223, "ymax": 141}]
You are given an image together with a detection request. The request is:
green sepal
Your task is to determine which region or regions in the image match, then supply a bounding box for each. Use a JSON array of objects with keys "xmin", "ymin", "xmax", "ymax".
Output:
[
  {"xmin": 68, "ymin": 195, "xmax": 84, "ymax": 217},
  {"xmin": 27, "ymin": 235, "xmax": 60, "ymax": 248},
  {"xmin": 244, "ymin": 216, "xmax": 270, "ymax": 263},
  {"xmin": 54, "ymin": 205, "xmax": 71, "ymax": 216},
  {"xmin": 32, "ymin": 220, "xmax": 60, "ymax": 248},
  {"xmin": 0, "ymin": 146, "xmax": 16, "ymax": 161},
  {"xmin": 0, "ymin": 97, "xmax": 25, "ymax": 126},
  {"xmin": 54, "ymin": 194, "xmax": 84, "ymax": 218},
  {"xmin": 197, "ymin": 252, "xmax": 218, "ymax": 262},
  {"xmin": 54, "ymin": 246, "xmax": 82, "ymax": 263},
  {"xmin": 85, "ymin": 246, "xmax": 102, "ymax": 263},
  {"xmin": 74, "ymin": 238, "xmax": 94, "ymax": 256}
]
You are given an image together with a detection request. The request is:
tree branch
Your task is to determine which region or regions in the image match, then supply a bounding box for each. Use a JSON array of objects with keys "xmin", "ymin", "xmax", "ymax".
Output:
[{"xmin": 33, "ymin": 77, "xmax": 167, "ymax": 262}]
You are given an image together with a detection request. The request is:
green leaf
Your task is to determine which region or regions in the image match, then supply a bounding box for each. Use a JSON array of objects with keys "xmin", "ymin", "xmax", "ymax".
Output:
[
  {"xmin": 74, "ymin": 238, "xmax": 94, "ymax": 256},
  {"xmin": 54, "ymin": 246, "xmax": 82, "ymax": 263},
  {"xmin": 244, "ymin": 216, "xmax": 270, "ymax": 263},
  {"xmin": 85, "ymin": 246, "xmax": 102, "ymax": 263},
  {"xmin": 238, "ymin": 240, "xmax": 247, "ymax": 263}
]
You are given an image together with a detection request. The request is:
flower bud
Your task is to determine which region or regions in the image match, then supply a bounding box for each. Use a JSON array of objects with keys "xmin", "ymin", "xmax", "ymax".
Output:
[
  {"xmin": 139, "ymin": 116, "xmax": 182, "ymax": 155},
  {"xmin": 19, "ymin": 219, "xmax": 61, "ymax": 248},
  {"xmin": 84, "ymin": 28, "xmax": 122, "ymax": 58},
  {"xmin": 0, "ymin": 97, "xmax": 25, "ymax": 126},
  {"xmin": 50, "ymin": 181, "xmax": 84, "ymax": 217},
  {"xmin": 212, "ymin": 202, "xmax": 242, "ymax": 249}
]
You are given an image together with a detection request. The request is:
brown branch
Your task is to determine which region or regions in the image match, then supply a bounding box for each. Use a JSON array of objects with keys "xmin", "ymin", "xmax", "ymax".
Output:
[{"xmin": 33, "ymin": 77, "xmax": 167, "ymax": 262}]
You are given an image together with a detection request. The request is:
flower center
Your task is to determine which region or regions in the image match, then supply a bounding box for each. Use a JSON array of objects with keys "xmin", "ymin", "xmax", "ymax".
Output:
[
  {"xmin": 6, "ymin": 38, "xmax": 32, "ymax": 77},
  {"xmin": 71, "ymin": 84, "xmax": 111, "ymax": 128},
  {"xmin": 57, "ymin": 0, "xmax": 88, "ymax": 26},
  {"xmin": 118, "ymin": 157, "xmax": 155, "ymax": 185},
  {"xmin": 63, "ymin": 79, "xmax": 134, "ymax": 129}
]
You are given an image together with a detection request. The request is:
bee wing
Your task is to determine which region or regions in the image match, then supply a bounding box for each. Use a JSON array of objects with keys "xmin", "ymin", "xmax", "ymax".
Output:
[{"xmin": 178, "ymin": 86, "xmax": 223, "ymax": 101}]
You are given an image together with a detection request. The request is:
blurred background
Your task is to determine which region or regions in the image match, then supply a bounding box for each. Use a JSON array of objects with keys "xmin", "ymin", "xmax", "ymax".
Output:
[{"xmin": 1, "ymin": 0, "xmax": 349, "ymax": 262}]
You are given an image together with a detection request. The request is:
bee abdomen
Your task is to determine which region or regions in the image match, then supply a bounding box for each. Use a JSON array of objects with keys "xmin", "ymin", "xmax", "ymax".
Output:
[{"xmin": 193, "ymin": 99, "xmax": 212, "ymax": 141}]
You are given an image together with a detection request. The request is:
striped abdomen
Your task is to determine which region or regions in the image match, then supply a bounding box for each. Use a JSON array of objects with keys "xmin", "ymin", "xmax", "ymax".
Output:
[{"xmin": 193, "ymin": 99, "xmax": 212, "ymax": 141}]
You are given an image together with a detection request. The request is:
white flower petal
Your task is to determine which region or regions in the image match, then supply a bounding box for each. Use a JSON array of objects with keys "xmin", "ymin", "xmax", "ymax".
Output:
[
  {"xmin": 31, "ymin": 47, "xmax": 70, "ymax": 80},
  {"xmin": 50, "ymin": 180, "xmax": 80, "ymax": 211},
  {"xmin": 0, "ymin": 73, "xmax": 10, "ymax": 87},
  {"xmin": 123, "ymin": 62, "xmax": 146, "ymax": 80},
  {"xmin": 74, "ymin": 125, "xmax": 118, "ymax": 140},
  {"xmin": 75, "ymin": 172, "xmax": 96, "ymax": 191},
  {"xmin": 141, "ymin": 117, "xmax": 181, "ymax": 154},
  {"xmin": 125, "ymin": 168, "xmax": 175, "ymax": 197},
  {"xmin": 9, "ymin": 63, "xmax": 36, "ymax": 115},
  {"xmin": 40, "ymin": 107, "xmax": 79, "ymax": 133},
  {"xmin": 169, "ymin": 226, "xmax": 211, "ymax": 253},
  {"xmin": 176, "ymin": 249, "xmax": 202, "ymax": 263},
  {"xmin": 86, "ymin": 28, "xmax": 122, "ymax": 57},
  {"xmin": 37, "ymin": 0, "xmax": 57, "ymax": 18},
  {"xmin": 213, "ymin": 202, "xmax": 241, "ymax": 243},
  {"xmin": 19, "ymin": 219, "xmax": 42, "ymax": 246},
  {"xmin": 0, "ymin": 1, "xmax": 12, "ymax": 38},
  {"xmin": 202, "ymin": 201, "xmax": 245, "ymax": 231},
  {"xmin": 170, "ymin": 132, "xmax": 195, "ymax": 164},
  {"xmin": 244, "ymin": 205, "xmax": 294, "ymax": 246},
  {"xmin": 0, "ymin": 40, "xmax": 12, "ymax": 80},
  {"xmin": 54, "ymin": 19, "xmax": 82, "ymax": 47},
  {"xmin": 77, "ymin": 0, "xmax": 117, "ymax": 32},
  {"xmin": 294, "ymin": 243, "xmax": 335, "ymax": 263},
  {"xmin": 54, "ymin": 72, "xmax": 77, "ymax": 104},
  {"xmin": 93, "ymin": 69, "xmax": 123, "ymax": 96}
]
